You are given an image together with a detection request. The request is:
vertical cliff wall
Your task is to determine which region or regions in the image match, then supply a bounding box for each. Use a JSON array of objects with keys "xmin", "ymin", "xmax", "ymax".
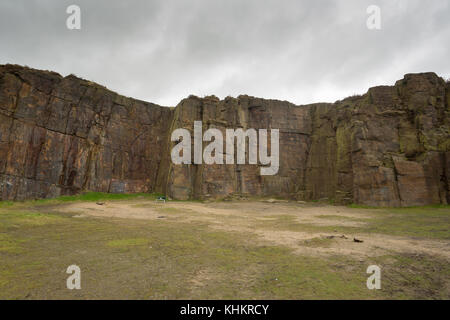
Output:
[
  {"xmin": 0, "ymin": 64, "xmax": 173, "ymax": 200},
  {"xmin": 0, "ymin": 65, "xmax": 449, "ymax": 206}
]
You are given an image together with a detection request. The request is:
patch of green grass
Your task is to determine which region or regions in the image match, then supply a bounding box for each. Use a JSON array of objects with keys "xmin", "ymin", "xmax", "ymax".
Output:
[
  {"xmin": 385, "ymin": 204, "xmax": 450, "ymax": 211},
  {"xmin": 0, "ymin": 234, "xmax": 25, "ymax": 253},
  {"xmin": 348, "ymin": 203, "xmax": 450, "ymax": 210},
  {"xmin": 0, "ymin": 268, "xmax": 14, "ymax": 287},
  {"xmin": 0, "ymin": 208, "xmax": 381, "ymax": 299},
  {"xmin": 0, "ymin": 201, "xmax": 14, "ymax": 208},
  {"xmin": 362, "ymin": 206, "xmax": 450, "ymax": 239},
  {"xmin": 107, "ymin": 238, "xmax": 150, "ymax": 248},
  {"xmin": 347, "ymin": 203, "xmax": 376, "ymax": 209},
  {"xmin": 0, "ymin": 211, "xmax": 66, "ymax": 232},
  {"xmin": 250, "ymin": 253, "xmax": 372, "ymax": 299},
  {"xmin": 369, "ymin": 253, "xmax": 450, "ymax": 299},
  {"xmin": 261, "ymin": 207, "xmax": 450, "ymax": 240},
  {"xmin": 316, "ymin": 214, "xmax": 367, "ymax": 222},
  {"xmin": 36, "ymin": 192, "xmax": 163, "ymax": 203},
  {"xmin": 1, "ymin": 192, "xmax": 165, "ymax": 208},
  {"xmin": 0, "ymin": 202, "xmax": 448, "ymax": 299},
  {"xmin": 257, "ymin": 214, "xmax": 360, "ymax": 235},
  {"xmin": 298, "ymin": 237, "xmax": 335, "ymax": 248}
]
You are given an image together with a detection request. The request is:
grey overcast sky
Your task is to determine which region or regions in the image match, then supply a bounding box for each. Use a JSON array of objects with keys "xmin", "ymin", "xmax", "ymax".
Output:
[{"xmin": 0, "ymin": 0, "xmax": 449, "ymax": 106}]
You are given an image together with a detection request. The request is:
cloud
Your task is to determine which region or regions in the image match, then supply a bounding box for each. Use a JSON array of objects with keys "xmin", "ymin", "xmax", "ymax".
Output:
[{"xmin": 1, "ymin": 0, "xmax": 449, "ymax": 106}]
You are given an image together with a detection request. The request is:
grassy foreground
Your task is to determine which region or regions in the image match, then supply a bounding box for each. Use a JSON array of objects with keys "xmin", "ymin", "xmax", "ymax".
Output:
[{"xmin": 0, "ymin": 193, "xmax": 449, "ymax": 299}]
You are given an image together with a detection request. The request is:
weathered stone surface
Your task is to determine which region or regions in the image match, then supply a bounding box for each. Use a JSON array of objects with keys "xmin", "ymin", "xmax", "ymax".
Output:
[
  {"xmin": 0, "ymin": 64, "xmax": 449, "ymax": 206},
  {"xmin": 0, "ymin": 64, "xmax": 173, "ymax": 200}
]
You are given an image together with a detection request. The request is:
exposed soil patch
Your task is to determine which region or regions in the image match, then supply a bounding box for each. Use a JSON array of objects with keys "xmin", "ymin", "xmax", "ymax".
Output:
[
  {"xmin": 58, "ymin": 200, "xmax": 450, "ymax": 260},
  {"xmin": 2, "ymin": 197, "xmax": 449, "ymax": 299}
]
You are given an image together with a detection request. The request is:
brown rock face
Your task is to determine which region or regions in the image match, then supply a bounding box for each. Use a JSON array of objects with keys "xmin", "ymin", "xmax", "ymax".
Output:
[
  {"xmin": 0, "ymin": 64, "xmax": 449, "ymax": 206},
  {"xmin": 0, "ymin": 65, "xmax": 173, "ymax": 200}
]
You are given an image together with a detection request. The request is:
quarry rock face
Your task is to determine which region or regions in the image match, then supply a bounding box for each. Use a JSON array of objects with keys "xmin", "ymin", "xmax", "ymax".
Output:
[
  {"xmin": 0, "ymin": 65, "xmax": 173, "ymax": 201},
  {"xmin": 0, "ymin": 64, "xmax": 449, "ymax": 206}
]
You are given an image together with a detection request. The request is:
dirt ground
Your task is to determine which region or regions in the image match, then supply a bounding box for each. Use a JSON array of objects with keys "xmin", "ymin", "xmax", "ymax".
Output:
[
  {"xmin": 1, "ymin": 197, "xmax": 449, "ymax": 299},
  {"xmin": 60, "ymin": 200, "xmax": 450, "ymax": 260}
]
